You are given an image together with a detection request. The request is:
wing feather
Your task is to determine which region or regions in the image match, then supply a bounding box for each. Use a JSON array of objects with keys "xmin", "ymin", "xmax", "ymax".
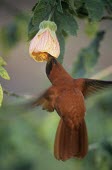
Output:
[
  {"xmin": 30, "ymin": 86, "xmax": 57, "ymax": 112},
  {"xmin": 81, "ymin": 79, "xmax": 112, "ymax": 97}
]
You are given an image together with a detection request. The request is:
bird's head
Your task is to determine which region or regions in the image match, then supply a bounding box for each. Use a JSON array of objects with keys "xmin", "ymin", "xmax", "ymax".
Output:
[
  {"xmin": 46, "ymin": 55, "xmax": 58, "ymax": 77},
  {"xmin": 46, "ymin": 55, "xmax": 72, "ymax": 85}
]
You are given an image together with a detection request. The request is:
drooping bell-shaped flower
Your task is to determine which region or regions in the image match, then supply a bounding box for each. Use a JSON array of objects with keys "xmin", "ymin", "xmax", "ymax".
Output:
[{"xmin": 29, "ymin": 20, "xmax": 60, "ymax": 62}]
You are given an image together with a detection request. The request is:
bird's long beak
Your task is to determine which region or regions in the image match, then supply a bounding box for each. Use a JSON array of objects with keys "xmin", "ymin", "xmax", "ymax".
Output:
[{"xmin": 47, "ymin": 54, "xmax": 55, "ymax": 62}]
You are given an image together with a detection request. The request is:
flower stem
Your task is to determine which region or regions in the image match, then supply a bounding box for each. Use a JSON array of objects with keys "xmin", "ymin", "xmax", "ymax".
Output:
[{"xmin": 48, "ymin": 5, "xmax": 56, "ymax": 21}]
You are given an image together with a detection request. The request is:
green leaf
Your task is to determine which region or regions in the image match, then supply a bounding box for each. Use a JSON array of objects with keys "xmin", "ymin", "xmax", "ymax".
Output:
[
  {"xmin": 72, "ymin": 31, "xmax": 105, "ymax": 77},
  {"xmin": 39, "ymin": 0, "xmax": 56, "ymax": 4},
  {"xmin": 85, "ymin": 0, "xmax": 105, "ymax": 21},
  {"xmin": 28, "ymin": 17, "xmax": 39, "ymax": 40},
  {"xmin": 32, "ymin": 2, "xmax": 52, "ymax": 25},
  {"xmin": 0, "ymin": 57, "xmax": 7, "ymax": 66},
  {"xmin": 0, "ymin": 84, "xmax": 3, "ymax": 107},
  {"xmin": 56, "ymin": 32, "xmax": 65, "ymax": 64},
  {"xmin": 54, "ymin": 10, "xmax": 78, "ymax": 35},
  {"xmin": 74, "ymin": 0, "xmax": 84, "ymax": 9},
  {"xmin": 54, "ymin": 6, "xmax": 78, "ymax": 63},
  {"xmin": 32, "ymin": 2, "xmax": 38, "ymax": 11},
  {"xmin": 28, "ymin": 2, "xmax": 52, "ymax": 40},
  {"xmin": 103, "ymin": 0, "xmax": 112, "ymax": 13},
  {"xmin": 67, "ymin": 0, "xmax": 76, "ymax": 12},
  {"xmin": 0, "ymin": 66, "xmax": 10, "ymax": 80},
  {"xmin": 67, "ymin": 0, "xmax": 84, "ymax": 14}
]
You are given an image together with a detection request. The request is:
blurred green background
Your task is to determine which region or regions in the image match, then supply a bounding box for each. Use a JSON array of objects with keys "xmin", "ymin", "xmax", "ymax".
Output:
[{"xmin": 0, "ymin": 0, "xmax": 112, "ymax": 170}]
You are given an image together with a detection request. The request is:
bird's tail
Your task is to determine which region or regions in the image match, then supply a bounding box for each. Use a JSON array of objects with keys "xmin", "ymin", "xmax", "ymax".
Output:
[{"xmin": 54, "ymin": 118, "xmax": 88, "ymax": 161}]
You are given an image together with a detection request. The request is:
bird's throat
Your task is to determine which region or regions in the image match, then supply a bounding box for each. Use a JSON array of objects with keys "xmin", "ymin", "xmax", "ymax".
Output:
[{"xmin": 46, "ymin": 57, "xmax": 72, "ymax": 85}]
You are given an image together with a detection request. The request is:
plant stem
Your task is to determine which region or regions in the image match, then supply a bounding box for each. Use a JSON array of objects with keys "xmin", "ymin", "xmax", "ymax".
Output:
[
  {"xmin": 91, "ymin": 65, "xmax": 112, "ymax": 79},
  {"xmin": 48, "ymin": 5, "xmax": 56, "ymax": 20},
  {"xmin": 3, "ymin": 89, "xmax": 33, "ymax": 99}
]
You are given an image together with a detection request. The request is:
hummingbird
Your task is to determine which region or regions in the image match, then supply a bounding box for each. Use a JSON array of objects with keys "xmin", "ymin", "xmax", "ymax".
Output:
[{"xmin": 32, "ymin": 55, "xmax": 112, "ymax": 161}]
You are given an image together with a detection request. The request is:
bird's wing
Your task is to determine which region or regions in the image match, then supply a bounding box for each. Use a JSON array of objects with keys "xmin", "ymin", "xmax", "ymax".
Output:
[
  {"xmin": 80, "ymin": 79, "xmax": 112, "ymax": 98},
  {"xmin": 30, "ymin": 86, "xmax": 58, "ymax": 112}
]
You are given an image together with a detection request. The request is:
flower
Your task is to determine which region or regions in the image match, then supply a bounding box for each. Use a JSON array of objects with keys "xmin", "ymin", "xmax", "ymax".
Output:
[{"xmin": 29, "ymin": 20, "xmax": 60, "ymax": 62}]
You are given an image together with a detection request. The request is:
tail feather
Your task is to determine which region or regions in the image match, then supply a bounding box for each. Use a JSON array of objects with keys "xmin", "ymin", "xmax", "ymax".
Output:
[
  {"xmin": 54, "ymin": 119, "xmax": 88, "ymax": 161},
  {"xmin": 78, "ymin": 119, "xmax": 88, "ymax": 158},
  {"xmin": 54, "ymin": 119, "xmax": 62, "ymax": 160}
]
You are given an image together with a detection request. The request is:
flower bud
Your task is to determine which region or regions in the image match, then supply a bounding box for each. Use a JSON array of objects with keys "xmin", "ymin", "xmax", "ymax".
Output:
[{"xmin": 29, "ymin": 20, "xmax": 60, "ymax": 62}]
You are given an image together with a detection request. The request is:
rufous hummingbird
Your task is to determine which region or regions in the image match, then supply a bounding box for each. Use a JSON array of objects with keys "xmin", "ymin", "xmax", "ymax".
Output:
[{"xmin": 32, "ymin": 55, "xmax": 112, "ymax": 161}]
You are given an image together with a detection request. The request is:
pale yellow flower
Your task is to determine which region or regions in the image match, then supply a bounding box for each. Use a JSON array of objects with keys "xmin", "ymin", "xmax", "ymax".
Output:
[{"xmin": 29, "ymin": 21, "xmax": 60, "ymax": 62}]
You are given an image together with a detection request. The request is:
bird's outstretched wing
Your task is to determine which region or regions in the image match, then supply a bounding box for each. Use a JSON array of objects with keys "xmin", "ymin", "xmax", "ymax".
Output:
[
  {"xmin": 30, "ymin": 86, "xmax": 58, "ymax": 112},
  {"xmin": 81, "ymin": 79, "xmax": 112, "ymax": 97}
]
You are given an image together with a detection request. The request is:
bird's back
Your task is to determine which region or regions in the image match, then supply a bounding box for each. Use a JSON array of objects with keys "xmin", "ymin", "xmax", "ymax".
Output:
[{"xmin": 55, "ymin": 89, "xmax": 86, "ymax": 129}]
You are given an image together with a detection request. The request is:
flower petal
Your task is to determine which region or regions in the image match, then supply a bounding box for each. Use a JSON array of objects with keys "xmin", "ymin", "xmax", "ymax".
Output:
[{"xmin": 29, "ymin": 23, "xmax": 60, "ymax": 62}]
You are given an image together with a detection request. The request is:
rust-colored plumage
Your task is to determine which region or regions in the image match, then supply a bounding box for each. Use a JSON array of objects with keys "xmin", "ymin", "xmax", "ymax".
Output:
[{"xmin": 32, "ymin": 56, "xmax": 112, "ymax": 160}]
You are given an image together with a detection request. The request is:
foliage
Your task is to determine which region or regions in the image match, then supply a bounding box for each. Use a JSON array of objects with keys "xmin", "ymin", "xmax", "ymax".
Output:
[
  {"xmin": 0, "ymin": 13, "xmax": 29, "ymax": 53},
  {"xmin": 72, "ymin": 31, "xmax": 105, "ymax": 77},
  {"xmin": 28, "ymin": 0, "xmax": 112, "ymax": 63},
  {"xmin": 0, "ymin": 90, "xmax": 112, "ymax": 170},
  {"xmin": 85, "ymin": 0, "xmax": 105, "ymax": 21},
  {"xmin": 0, "ymin": 85, "xmax": 3, "ymax": 107},
  {"xmin": 85, "ymin": 21, "xmax": 99, "ymax": 38},
  {"xmin": 0, "ymin": 57, "xmax": 10, "ymax": 106},
  {"xmin": 0, "ymin": 1, "xmax": 112, "ymax": 62}
]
